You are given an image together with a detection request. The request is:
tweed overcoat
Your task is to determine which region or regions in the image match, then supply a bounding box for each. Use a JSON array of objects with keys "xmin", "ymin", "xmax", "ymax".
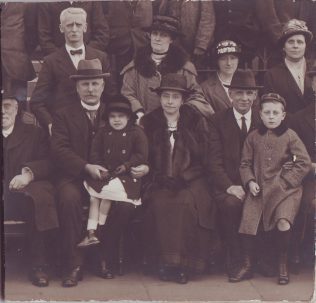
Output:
[
  {"xmin": 3, "ymin": 120, "xmax": 58, "ymax": 231},
  {"xmin": 239, "ymin": 125, "xmax": 312, "ymax": 235},
  {"xmin": 201, "ymin": 73, "xmax": 232, "ymax": 113},
  {"xmin": 208, "ymin": 107, "xmax": 261, "ymax": 195},
  {"xmin": 86, "ymin": 123, "xmax": 148, "ymax": 200},
  {"xmin": 121, "ymin": 44, "xmax": 214, "ymax": 117},
  {"xmin": 263, "ymin": 61, "xmax": 312, "ymax": 114},
  {"xmin": 38, "ymin": 2, "xmax": 109, "ymax": 56},
  {"xmin": 141, "ymin": 106, "xmax": 215, "ymax": 230},
  {"xmin": 30, "ymin": 45, "xmax": 111, "ymax": 128}
]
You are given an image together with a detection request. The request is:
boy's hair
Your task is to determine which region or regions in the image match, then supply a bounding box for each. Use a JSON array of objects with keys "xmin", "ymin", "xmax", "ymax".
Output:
[{"xmin": 260, "ymin": 93, "xmax": 286, "ymax": 111}]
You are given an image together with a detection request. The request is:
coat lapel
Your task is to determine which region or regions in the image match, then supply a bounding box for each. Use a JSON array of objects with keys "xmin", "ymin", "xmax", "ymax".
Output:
[
  {"xmin": 56, "ymin": 46, "xmax": 77, "ymax": 74},
  {"xmin": 6, "ymin": 121, "xmax": 29, "ymax": 151},
  {"xmin": 214, "ymin": 75, "xmax": 231, "ymax": 108},
  {"xmin": 283, "ymin": 62, "xmax": 304, "ymax": 99},
  {"xmin": 225, "ymin": 108, "xmax": 242, "ymax": 156}
]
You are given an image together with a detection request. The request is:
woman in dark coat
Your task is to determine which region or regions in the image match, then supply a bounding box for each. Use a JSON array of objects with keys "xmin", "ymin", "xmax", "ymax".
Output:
[
  {"xmin": 140, "ymin": 74, "xmax": 215, "ymax": 284},
  {"xmin": 121, "ymin": 15, "xmax": 214, "ymax": 122}
]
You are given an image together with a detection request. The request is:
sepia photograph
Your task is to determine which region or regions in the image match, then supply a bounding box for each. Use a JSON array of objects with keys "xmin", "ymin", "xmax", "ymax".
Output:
[{"xmin": 1, "ymin": 0, "xmax": 315, "ymax": 302}]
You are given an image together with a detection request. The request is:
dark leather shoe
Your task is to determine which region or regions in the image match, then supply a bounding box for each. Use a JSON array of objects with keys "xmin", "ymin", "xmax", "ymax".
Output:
[
  {"xmin": 99, "ymin": 261, "xmax": 114, "ymax": 279},
  {"xmin": 62, "ymin": 266, "xmax": 83, "ymax": 287},
  {"xmin": 30, "ymin": 266, "xmax": 49, "ymax": 287},
  {"xmin": 176, "ymin": 271, "xmax": 188, "ymax": 284},
  {"xmin": 229, "ymin": 259, "xmax": 253, "ymax": 283},
  {"xmin": 158, "ymin": 267, "xmax": 172, "ymax": 281}
]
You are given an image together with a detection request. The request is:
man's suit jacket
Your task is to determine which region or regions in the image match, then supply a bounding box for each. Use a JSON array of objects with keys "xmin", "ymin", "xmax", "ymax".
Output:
[
  {"xmin": 264, "ymin": 61, "xmax": 312, "ymax": 114},
  {"xmin": 30, "ymin": 45, "xmax": 110, "ymax": 128},
  {"xmin": 209, "ymin": 107, "xmax": 260, "ymax": 194},
  {"xmin": 50, "ymin": 101, "xmax": 106, "ymax": 187},
  {"xmin": 38, "ymin": 2, "xmax": 109, "ymax": 56},
  {"xmin": 201, "ymin": 73, "xmax": 232, "ymax": 113}
]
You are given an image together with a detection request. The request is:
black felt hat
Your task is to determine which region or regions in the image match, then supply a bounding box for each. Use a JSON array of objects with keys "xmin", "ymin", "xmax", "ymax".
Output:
[
  {"xmin": 224, "ymin": 69, "xmax": 262, "ymax": 90},
  {"xmin": 70, "ymin": 59, "xmax": 110, "ymax": 80}
]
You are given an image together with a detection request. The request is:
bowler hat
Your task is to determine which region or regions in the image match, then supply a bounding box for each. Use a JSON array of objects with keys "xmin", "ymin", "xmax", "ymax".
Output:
[
  {"xmin": 148, "ymin": 15, "xmax": 181, "ymax": 37},
  {"xmin": 215, "ymin": 40, "xmax": 241, "ymax": 57},
  {"xmin": 260, "ymin": 93, "xmax": 286, "ymax": 109},
  {"xmin": 224, "ymin": 69, "xmax": 262, "ymax": 90},
  {"xmin": 152, "ymin": 73, "xmax": 190, "ymax": 94},
  {"xmin": 278, "ymin": 19, "xmax": 313, "ymax": 47},
  {"xmin": 105, "ymin": 95, "xmax": 133, "ymax": 117},
  {"xmin": 70, "ymin": 59, "xmax": 110, "ymax": 80}
]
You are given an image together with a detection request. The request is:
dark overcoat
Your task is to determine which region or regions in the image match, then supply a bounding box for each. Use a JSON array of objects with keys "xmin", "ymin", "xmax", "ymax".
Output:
[
  {"xmin": 263, "ymin": 61, "xmax": 312, "ymax": 114},
  {"xmin": 239, "ymin": 124, "xmax": 312, "ymax": 235},
  {"xmin": 208, "ymin": 107, "xmax": 261, "ymax": 195},
  {"xmin": 1, "ymin": 2, "xmax": 37, "ymax": 81},
  {"xmin": 30, "ymin": 45, "xmax": 111, "ymax": 128},
  {"xmin": 141, "ymin": 106, "xmax": 215, "ymax": 230},
  {"xmin": 86, "ymin": 123, "xmax": 148, "ymax": 200},
  {"xmin": 38, "ymin": 2, "xmax": 109, "ymax": 56},
  {"xmin": 3, "ymin": 120, "xmax": 58, "ymax": 231},
  {"xmin": 50, "ymin": 102, "xmax": 106, "ymax": 187},
  {"xmin": 201, "ymin": 73, "xmax": 232, "ymax": 113}
]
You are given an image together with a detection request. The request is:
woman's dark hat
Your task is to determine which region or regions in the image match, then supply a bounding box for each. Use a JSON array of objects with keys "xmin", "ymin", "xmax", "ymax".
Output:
[
  {"xmin": 215, "ymin": 40, "xmax": 241, "ymax": 57},
  {"xmin": 224, "ymin": 69, "xmax": 263, "ymax": 90},
  {"xmin": 105, "ymin": 95, "xmax": 133, "ymax": 116},
  {"xmin": 148, "ymin": 15, "xmax": 181, "ymax": 37},
  {"xmin": 152, "ymin": 73, "xmax": 190, "ymax": 94},
  {"xmin": 70, "ymin": 59, "xmax": 110, "ymax": 80},
  {"xmin": 278, "ymin": 19, "xmax": 313, "ymax": 47},
  {"xmin": 260, "ymin": 93, "xmax": 286, "ymax": 109}
]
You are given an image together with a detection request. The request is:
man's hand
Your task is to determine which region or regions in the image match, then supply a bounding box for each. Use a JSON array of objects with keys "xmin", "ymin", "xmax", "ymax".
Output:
[
  {"xmin": 226, "ymin": 185, "xmax": 246, "ymax": 200},
  {"xmin": 85, "ymin": 164, "xmax": 108, "ymax": 180},
  {"xmin": 136, "ymin": 112, "xmax": 144, "ymax": 125},
  {"xmin": 131, "ymin": 164, "xmax": 149, "ymax": 179},
  {"xmin": 48, "ymin": 123, "xmax": 52, "ymax": 136},
  {"xmin": 248, "ymin": 181, "xmax": 260, "ymax": 196},
  {"xmin": 9, "ymin": 174, "xmax": 32, "ymax": 191}
]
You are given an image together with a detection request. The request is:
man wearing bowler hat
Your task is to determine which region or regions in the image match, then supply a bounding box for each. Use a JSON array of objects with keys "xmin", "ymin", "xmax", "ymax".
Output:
[
  {"xmin": 51, "ymin": 58, "xmax": 148, "ymax": 287},
  {"xmin": 208, "ymin": 69, "xmax": 262, "ymax": 280}
]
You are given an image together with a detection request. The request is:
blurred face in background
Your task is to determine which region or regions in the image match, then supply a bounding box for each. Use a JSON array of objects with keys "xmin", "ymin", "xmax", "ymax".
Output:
[
  {"xmin": 217, "ymin": 54, "xmax": 239, "ymax": 76},
  {"xmin": 2, "ymin": 98, "xmax": 18, "ymax": 130},
  {"xmin": 151, "ymin": 30, "xmax": 173, "ymax": 54},
  {"xmin": 283, "ymin": 34, "xmax": 306, "ymax": 62}
]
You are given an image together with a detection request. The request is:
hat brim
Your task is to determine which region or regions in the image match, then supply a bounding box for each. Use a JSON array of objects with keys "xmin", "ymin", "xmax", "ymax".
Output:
[
  {"xmin": 151, "ymin": 86, "xmax": 190, "ymax": 94},
  {"xmin": 224, "ymin": 84, "xmax": 263, "ymax": 90},
  {"xmin": 70, "ymin": 73, "xmax": 110, "ymax": 80},
  {"xmin": 278, "ymin": 30, "xmax": 313, "ymax": 47},
  {"xmin": 147, "ymin": 24, "xmax": 182, "ymax": 37}
]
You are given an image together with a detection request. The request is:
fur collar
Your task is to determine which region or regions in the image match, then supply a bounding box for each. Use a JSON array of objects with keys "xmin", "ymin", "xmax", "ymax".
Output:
[
  {"xmin": 258, "ymin": 121, "xmax": 288, "ymax": 136},
  {"xmin": 134, "ymin": 43, "xmax": 189, "ymax": 78}
]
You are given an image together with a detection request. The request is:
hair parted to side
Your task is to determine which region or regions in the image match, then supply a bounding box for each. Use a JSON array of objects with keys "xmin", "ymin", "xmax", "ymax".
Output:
[{"xmin": 60, "ymin": 7, "xmax": 87, "ymax": 25}]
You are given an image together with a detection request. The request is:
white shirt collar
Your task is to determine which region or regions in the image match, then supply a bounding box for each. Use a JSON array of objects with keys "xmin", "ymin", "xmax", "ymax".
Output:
[
  {"xmin": 2, "ymin": 125, "xmax": 14, "ymax": 137},
  {"xmin": 81, "ymin": 101, "xmax": 100, "ymax": 111},
  {"xmin": 233, "ymin": 107, "xmax": 252, "ymax": 121}
]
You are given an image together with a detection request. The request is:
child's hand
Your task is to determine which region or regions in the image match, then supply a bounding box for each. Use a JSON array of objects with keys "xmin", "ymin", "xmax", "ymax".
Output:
[
  {"xmin": 114, "ymin": 165, "xmax": 126, "ymax": 175},
  {"xmin": 249, "ymin": 181, "xmax": 260, "ymax": 196}
]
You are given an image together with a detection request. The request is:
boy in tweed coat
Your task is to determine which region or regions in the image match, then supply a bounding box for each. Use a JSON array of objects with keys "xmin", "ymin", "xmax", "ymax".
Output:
[{"xmin": 232, "ymin": 93, "xmax": 311, "ymax": 285}]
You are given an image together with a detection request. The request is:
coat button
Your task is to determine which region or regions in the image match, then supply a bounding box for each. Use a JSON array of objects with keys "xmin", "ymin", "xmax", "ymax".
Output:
[
  {"xmin": 109, "ymin": 131, "xmax": 112, "ymax": 135},
  {"xmin": 122, "ymin": 132, "xmax": 126, "ymax": 136},
  {"xmin": 133, "ymin": 178, "xmax": 137, "ymax": 183},
  {"xmin": 122, "ymin": 149, "xmax": 126, "ymax": 154},
  {"xmin": 122, "ymin": 179, "xmax": 126, "ymax": 183},
  {"xmin": 107, "ymin": 149, "xmax": 111, "ymax": 154}
]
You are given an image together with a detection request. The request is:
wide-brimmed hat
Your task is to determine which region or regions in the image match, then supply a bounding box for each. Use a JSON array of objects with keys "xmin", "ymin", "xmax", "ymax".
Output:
[
  {"xmin": 307, "ymin": 66, "xmax": 316, "ymax": 77},
  {"xmin": 260, "ymin": 93, "xmax": 286, "ymax": 109},
  {"xmin": 148, "ymin": 15, "xmax": 181, "ymax": 37},
  {"xmin": 104, "ymin": 95, "xmax": 133, "ymax": 117},
  {"xmin": 278, "ymin": 19, "xmax": 313, "ymax": 47},
  {"xmin": 224, "ymin": 69, "xmax": 262, "ymax": 90},
  {"xmin": 152, "ymin": 73, "xmax": 191, "ymax": 94},
  {"xmin": 70, "ymin": 59, "xmax": 110, "ymax": 80},
  {"xmin": 215, "ymin": 40, "xmax": 241, "ymax": 58}
]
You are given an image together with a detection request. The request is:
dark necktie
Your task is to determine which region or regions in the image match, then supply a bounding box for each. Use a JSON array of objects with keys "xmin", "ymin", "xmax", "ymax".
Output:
[
  {"xmin": 70, "ymin": 49, "xmax": 83, "ymax": 56},
  {"xmin": 241, "ymin": 116, "xmax": 248, "ymax": 142},
  {"xmin": 86, "ymin": 110, "xmax": 97, "ymax": 127}
]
